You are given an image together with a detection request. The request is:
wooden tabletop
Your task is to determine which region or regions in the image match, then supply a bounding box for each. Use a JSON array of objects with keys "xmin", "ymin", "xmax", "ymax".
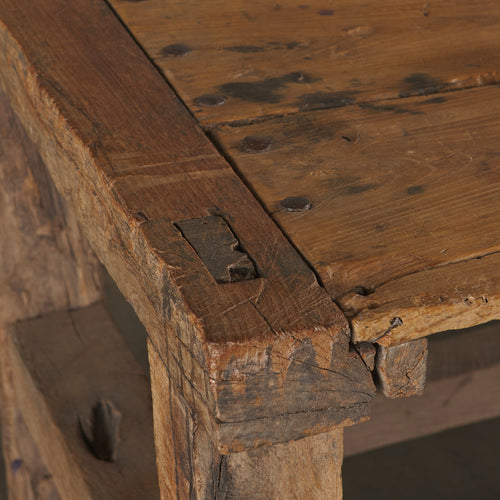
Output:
[{"xmin": 109, "ymin": 0, "xmax": 500, "ymax": 345}]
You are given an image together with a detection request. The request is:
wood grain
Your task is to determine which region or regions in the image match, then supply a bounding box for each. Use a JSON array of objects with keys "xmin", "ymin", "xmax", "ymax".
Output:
[
  {"xmin": 0, "ymin": 382, "xmax": 62, "ymax": 500},
  {"xmin": 343, "ymin": 252, "xmax": 500, "ymax": 346},
  {"xmin": 218, "ymin": 430, "xmax": 343, "ymax": 500},
  {"xmin": 149, "ymin": 339, "xmax": 343, "ymax": 500},
  {"xmin": 213, "ymin": 87, "xmax": 500, "ymax": 344},
  {"xmin": 0, "ymin": 304, "xmax": 160, "ymax": 500},
  {"xmin": 0, "ymin": 0, "xmax": 374, "ymax": 452},
  {"xmin": 110, "ymin": 0, "xmax": 500, "ymax": 126},
  {"xmin": 0, "ymin": 87, "xmax": 102, "ymax": 499},
  {"xmin": 148, "ymin": 339, "xmax": 220, "ymax": 500},
  {"xmin": 0, "ymin": 90, "xmax": 101, "ymax": 324},
  {"xmin": 375, "ymin": 339, "xmax": 428, "ymax": 398}
]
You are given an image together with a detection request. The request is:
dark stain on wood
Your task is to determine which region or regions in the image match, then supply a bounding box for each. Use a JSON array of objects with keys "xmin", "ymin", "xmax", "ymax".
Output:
[
  {"xmin": 218, "ymin": 72, "xmax": 318, "ymax": 103},
  {"xmin": 399, "ymin": 73, "xmax": 445, "ymax": 97},
  {"xmin": 403, "ymin": 72, "xmax": 442, "ymax": 89},
  {"xmin": 351, "ymin": 286, "xmax": 374, "ymax": 296},
  {"xmin": 240, "ymin": 135, "xmax": 272, "ymax": 153},
  {"xmin": 216, "ymin": 338, "xmax": 375, "ymax": 426},
  {"xmin": 279, "ymin": 196, "xmax": 311, "ymax": 212},
  {"xmin": 224, "ymin": 46, "xmax": 265, "ymax": 53},
  {"xmin": 407, "ymin": 185, "xmax": 425, "ymax": 195},
  {"xmin": 346, "ymin": 184, "xmax": 372, "ymax": 195},
  {"xmin": 318, "ymin": 9, "xmax": 334, "ymax": 16},
  {"xmin": 79, "ymin": 399, "xmax": 122, "ymax": 462},
  {"xmin": 423, "ymin": 96, "xmax": 448, "ymax": 104},
  {"xmin": 10, "ymin": 459, "xmax": 23, "ymax": 473},
  {"xmin": 340, "ymin": 129, "xmax": 360, "ymax": 143},
  {"xmin": 267, "ymin": 41, "xmax": 302, "ymax": 50},
  {"xmin": 297, "ymin": 91, "xmax": 358, "ymax": 111},
  {"xmin": 358, "ymin": 101, "xmax": 424, "ymax": 115},
  {"xmin": 176, "ymin": 216, "xmax": 257, "ymax": 283}
]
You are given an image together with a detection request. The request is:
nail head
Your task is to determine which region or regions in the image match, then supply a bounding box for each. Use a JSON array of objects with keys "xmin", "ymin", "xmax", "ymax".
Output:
[
  {"xmin": 390, "ymin": 317, "xmax": 403, "ymax": 328},
  {"xmin": 280, "ymin": 196, "xmax": 312, "ymax": 212},
  {"xmin": 241, "ymin": 135, "xmax": 272, "ymax": 153},
  {"xmin": 161, "ymin": 43, "xmax": 192, "ymax": 57}
]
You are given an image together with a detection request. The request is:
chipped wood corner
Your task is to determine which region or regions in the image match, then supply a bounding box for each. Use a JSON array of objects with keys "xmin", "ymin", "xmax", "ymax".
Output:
[
  {"xmin": 338, "ymin": 253, "xmax": 500, "ymax": 347},
  {"xmin": 152, "ymin": 245, "xmax": 377, "ymax": 453},
  {"xmin": 375, "ymin": 338, "xmax": 428, "ymax": 399}
]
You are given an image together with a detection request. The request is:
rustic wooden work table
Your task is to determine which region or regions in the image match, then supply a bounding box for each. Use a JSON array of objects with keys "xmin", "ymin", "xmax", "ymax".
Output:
[{"xmin": 1, "ymin": 0, "xmax": 499, "ymax": 498}]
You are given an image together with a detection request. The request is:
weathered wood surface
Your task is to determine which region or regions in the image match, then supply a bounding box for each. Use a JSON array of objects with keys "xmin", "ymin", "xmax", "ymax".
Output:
[
  {"xmin": 218, "ymin": 430, "xmax": 343, "ymax": 500},
  {"xmin": 343, "ymin": 253, "xmax": 500, "ymax": 346},
  {"xmin": 0, "ymin": 87, "xmax": 102, "ymax": 499},
  {"xmin": 175, "ymin": 216, "xmax": 257, "ymax": 284},
  {"xmin": 344, "ymin": 363, "xmax": 500, "ymax": 456},
  {"xmin": 346, "ymin": 324, "xmax": 500, "ymax": 453},
  {"xmin": 0, "ymin": 304, "xmax": 160, "ymax": 500},
  {"xmin": 148, "ymin": 339, "xmax": 220, "ymax": 500},
  {"xmin": 427, "ymin": 320, "xmax": 500, "ymax": 381},
  {"xmin": 0, "ymin": 0, "xmax": 374, "ymax": 452},
  {"xmin": 0, "ymin": 90, "xmax": 101, "ymax": 324},
  {"xmin": 149, "ymin": 340, "xmax": 343, "ymax": 500},
  {"xmin": 0, "ymin": 369, "xmax": 62, "ymax": 500},
  {"xmin": 375, "ymin": 339, "xmax": 428, "ymax": 398},
  {"xmin": 213, "ymin": 87, "xmax": 500, "ymax": 345},
  {"xmin": 110, "ymin": 0, "xmax": 500, "ymax": 127},
  {"xmin": 353, "ymin": 342, "xmax": 376, "ymax": 372}
]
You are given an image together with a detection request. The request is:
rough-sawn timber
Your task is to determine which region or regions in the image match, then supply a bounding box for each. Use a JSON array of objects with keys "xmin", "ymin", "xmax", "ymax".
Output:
[{"xmin": 0, "ymin": 0, "xmax": 375, "ymax": 452}]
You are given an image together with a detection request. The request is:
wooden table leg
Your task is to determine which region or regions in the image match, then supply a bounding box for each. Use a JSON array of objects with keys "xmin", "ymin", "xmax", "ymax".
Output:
[{"xmin": 149, "ymin": 340, "xmax": 343, "ymax": 500}]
